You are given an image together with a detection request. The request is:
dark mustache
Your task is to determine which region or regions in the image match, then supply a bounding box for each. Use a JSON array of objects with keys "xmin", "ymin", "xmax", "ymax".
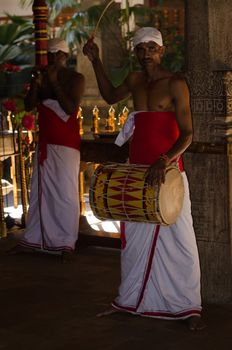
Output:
[{"xmin": 142, "ymin": 58, "xmax": 153, "ymax": 63}]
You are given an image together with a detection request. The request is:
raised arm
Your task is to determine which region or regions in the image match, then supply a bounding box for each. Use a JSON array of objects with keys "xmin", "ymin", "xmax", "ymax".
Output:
[{"xmin": 83, "ymin": 39, "xmax": 130, "ymax": 104}]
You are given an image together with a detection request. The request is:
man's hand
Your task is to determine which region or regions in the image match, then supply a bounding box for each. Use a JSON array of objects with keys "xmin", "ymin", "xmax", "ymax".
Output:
[
  {"xmin": 31, "ymin": 67, "xmax": 43, "ymax": 87},
  {"xmin": 145, "ymin": 159, "xmax": 167, "ymax": 187},
  {"xmin": 83, "ymin": 38, "xmax": 100, "ymax": 62}
]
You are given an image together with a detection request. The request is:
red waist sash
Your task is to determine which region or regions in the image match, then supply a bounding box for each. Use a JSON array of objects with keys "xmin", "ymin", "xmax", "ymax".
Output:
[
  {"xmin": 129, "ymin": 111, "xmax": 183, "ymax": 171},
  {"xmin": 38, "ymin": 103, "xmax": 80, "ymax": 165}
]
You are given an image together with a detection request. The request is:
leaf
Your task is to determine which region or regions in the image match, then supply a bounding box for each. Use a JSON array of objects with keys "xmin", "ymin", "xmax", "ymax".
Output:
[
  {"xmin": 0, "ymin": 24, "xmax": 20, "ymax": 45},
  {"xmin": 13, "ymin": 110, "xmax": 25, "ymax": 128},
  {"xmin": 5, "ymin": 14, "xmax": 32, "ymax": 25},
  {"xmin": 0, "ymin": 45, "xmax": 21, "ymax": 64},
  {"xmin": 109, "ymin": 62, "xmax": 131, "ymax": 87}
]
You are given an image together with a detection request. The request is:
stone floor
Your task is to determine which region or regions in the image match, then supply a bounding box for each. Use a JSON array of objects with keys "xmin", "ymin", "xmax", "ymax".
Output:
[{"xmin": 0, "ymin": 232, "xmax": 232, "ymax": 350}]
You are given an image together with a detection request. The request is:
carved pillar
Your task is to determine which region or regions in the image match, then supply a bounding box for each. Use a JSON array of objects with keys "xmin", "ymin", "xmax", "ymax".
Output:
[
  {"xmin": 0, "ymin": 162, "xmax": 7, "ymax": 237},
  {"xmin": 18, "ymin": 128, "xmax": 28, "ymax": 227},
  {"xmin": 185, "ymin": 0, "xmax": 232, "ymax": 302},
  {"xmin": 32, "ymin": 0, "xmax": 48, "ymax": 67}
]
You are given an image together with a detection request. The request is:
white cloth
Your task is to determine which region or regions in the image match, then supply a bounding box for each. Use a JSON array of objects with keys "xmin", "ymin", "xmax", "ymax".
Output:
[
  {"xmin": 133, "ymin": 27, "xmax": 163, "ymax": 48},
  {"xmin": 115, "ymin": 112, "xmax": 136, "ymax": 146},
  {"xmin": 20, "ymin": 145, "xmax": 80, "ymax": 252},
  {"xmin": 43, "ymin": 99, "xmax": 70, "ymax": 122},
  {"xmin": 112, "ymin": 173, "xmax": 202, "ymax": 319},
  {"xmin": 48, "ymin": 38, "xmax": 69, "ymax": 53}
]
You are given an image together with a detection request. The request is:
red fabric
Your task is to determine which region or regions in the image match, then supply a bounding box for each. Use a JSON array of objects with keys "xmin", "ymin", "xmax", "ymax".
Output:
[
  {"xmin": 129, "ymin": 111, "xmax": 183, "ymax": 171},
  {"xmin": 38, "ymin": 103, "xmax": 80, "ymax": 164}
]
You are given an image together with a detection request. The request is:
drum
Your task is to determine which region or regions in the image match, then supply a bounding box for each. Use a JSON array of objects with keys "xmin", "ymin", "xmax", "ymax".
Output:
[{"xmin": 89, "ymin": 163, "xmax": 184, "ymax": 225}]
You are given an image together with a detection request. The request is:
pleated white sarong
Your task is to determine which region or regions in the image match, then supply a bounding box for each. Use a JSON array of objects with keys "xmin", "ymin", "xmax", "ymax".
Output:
[
  {"xmin": 112, "ymin": 172, "xmax": 202, "ymax": 319},
  {"xmin": 20, "ymin": 145, "xmax": 80, "ymax": 252}
]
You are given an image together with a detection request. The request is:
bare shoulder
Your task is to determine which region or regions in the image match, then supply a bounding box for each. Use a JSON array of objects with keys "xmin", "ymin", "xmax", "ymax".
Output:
[
  {"xmin": 70, "ymin": 70, "xmax": 85, "ymax": 83},
  {"xmin": 169, "ymin": 73, "xmax": 189, "ymax": 96},
  {"xmin": 169, "ymin": 72, "xmax": 187, "ymax": 84},
  {"xmin": 169, "ymin": 73, "xmax": 188, "ymax": 88},
  {"xmin": 74, "ymin": 70, "xmax": 85, "ymax": 80},
  {"xmin": 126, "ymin": 71, "xmax": 143, "ymax": 86},
  {"xmin": 60, "ymin": 67, "xmax": 84, "ymax": 82}
]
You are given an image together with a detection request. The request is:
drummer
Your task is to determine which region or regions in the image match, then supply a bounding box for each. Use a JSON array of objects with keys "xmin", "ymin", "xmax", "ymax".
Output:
[{"xmin": 83, "ymin": 27, "xmax": 204, "ymax": 331}]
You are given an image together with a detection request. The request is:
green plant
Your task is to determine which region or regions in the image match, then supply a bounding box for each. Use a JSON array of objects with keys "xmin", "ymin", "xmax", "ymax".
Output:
[
  {"xmin": 161, "ymin": 29, "xmax": 185, "ymax": 72},
  {"xmin": 18, "ymin": 1, "xmax": 184, "ymax": 77},
  {"xmin": 0, "ymin": 15, "xmax": 34, "ymax": 65}
]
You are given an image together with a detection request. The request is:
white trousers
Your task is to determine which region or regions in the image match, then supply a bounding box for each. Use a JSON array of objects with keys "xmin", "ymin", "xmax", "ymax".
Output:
[
  {"xmin": 112, "ymin": 172, "xmax": 202, "ymax": 319},
  {"xmin": 20, "ymin": 145, "xmax": 80, "ymax": 252}
]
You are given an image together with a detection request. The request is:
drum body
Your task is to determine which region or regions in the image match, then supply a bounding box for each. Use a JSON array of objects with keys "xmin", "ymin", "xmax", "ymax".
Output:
[{"xmin": 89, "ymin": 163, "xmax": 184, "ymax": 225}]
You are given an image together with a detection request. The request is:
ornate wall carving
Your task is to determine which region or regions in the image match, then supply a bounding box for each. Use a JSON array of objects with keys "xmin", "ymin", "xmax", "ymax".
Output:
[
  {"xmin": 208, "ymin": 0, "xmax": 232, "ymax": 71},
  {"xmin": 185, "ymin": 0, "xmax": 232, "ymax": 302},
  {"xmin": 184, "ymin": 153, "xmax": 229, "ymax": 243},
  {"xmin": 186, "ymin": 71, "xmax": 232, "ymax": 142}
]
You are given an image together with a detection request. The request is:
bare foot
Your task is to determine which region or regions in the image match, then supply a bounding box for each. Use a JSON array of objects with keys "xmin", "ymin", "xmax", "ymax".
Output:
[
  {"xmin": 96, "ymin": 306, "xmax": 118, "ymax": 317},
  {"xmin": 6, "ymin": 245, "xmax": 34, "ymax": 255},
  {"xmin": 187, "ymin": 316, "xmax": 206, "ymax": 331}
]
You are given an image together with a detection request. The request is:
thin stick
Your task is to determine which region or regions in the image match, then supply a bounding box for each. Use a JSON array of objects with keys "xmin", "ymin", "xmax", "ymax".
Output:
[{"xmin": 92, "ymin": 0, "xmax": 115, "ymax": 38}]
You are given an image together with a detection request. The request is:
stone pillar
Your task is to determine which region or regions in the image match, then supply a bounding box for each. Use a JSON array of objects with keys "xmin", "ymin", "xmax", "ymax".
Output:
[{"xmin": 185, "ymin": 0, "xmax": 232, "ymax": 302}]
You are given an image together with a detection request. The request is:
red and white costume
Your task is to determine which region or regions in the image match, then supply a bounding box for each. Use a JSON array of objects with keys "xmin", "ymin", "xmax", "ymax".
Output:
[
  {"xmin": 20, "ymin": 99, "xmax": 80, "ymax": 253},
  {"xmin": 113, "ymin": 111, "xmax": 202, "ymax": 319}
]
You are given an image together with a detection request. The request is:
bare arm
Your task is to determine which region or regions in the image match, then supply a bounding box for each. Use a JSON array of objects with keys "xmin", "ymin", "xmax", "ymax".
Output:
[
  {"xmin": 48, "ymin": 67, "xmax": 85, "ymax": 115},
  {"xmin": 146, "ymin": 78, "xmax": 193, "ymax": 186},
  {"xmin": 24, "ymin": 69, "xmax": 42, "ymax": 111},
  {"xmin": 69, "ymin": 72, "xmax": 85, "ymax": 109},
  {"xmin": 83, "ymin": 39, "xmax": 130, "ymax": 104},
  {"xmin": 165, "ymin": 78, "xmax": 193, "ymax": 160}
]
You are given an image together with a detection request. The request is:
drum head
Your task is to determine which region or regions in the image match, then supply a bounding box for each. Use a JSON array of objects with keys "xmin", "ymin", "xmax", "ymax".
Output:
[{"xmin": 159, "ymin": 167, "xmax": 184, "ymax": 225}]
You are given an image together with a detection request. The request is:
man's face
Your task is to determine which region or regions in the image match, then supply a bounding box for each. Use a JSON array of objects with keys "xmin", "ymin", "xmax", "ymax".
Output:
[
  {"xmin": 48, "ymin": 50, "xmax": 68, "ymax": 67},
  {"xmin": 135, "ymin": 41, "xmax": 164, "ymax": 68}
]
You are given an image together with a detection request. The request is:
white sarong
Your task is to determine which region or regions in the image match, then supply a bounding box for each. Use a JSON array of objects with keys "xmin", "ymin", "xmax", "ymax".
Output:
[
  {"xmin": 20, "ymin": 99, "xmax": 80, "ymax": 253},
  {"xmin": 113, "ymin": 113, "xmax": 202, "ymax": 319},
  {"xmin": 20, "ymin": 145, "xmax": 80, "ymax": 252},
  {"xmin": 112, "ymin": 172, "xmax": 202, "ymax": 319}
]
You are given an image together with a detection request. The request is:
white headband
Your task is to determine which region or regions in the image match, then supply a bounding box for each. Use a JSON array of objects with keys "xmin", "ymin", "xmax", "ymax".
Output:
[
  {"xmin": 133, "ymin": 27, "xmax": 163, "ymax": 48},
  {"xmin": 48, "ymin": 38, "xmax": 69, "ymax": 54}
]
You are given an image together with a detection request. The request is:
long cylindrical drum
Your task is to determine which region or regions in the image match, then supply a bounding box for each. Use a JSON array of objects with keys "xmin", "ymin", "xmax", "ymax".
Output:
[{"xmin": 89, "ymin": 163, "xmax": 184, "ymax": 226}]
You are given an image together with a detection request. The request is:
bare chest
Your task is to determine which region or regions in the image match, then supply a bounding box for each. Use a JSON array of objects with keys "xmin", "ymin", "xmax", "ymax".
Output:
[{"xmin": 131, "ymin": 77, "xmax": 174, "ymax": 111}]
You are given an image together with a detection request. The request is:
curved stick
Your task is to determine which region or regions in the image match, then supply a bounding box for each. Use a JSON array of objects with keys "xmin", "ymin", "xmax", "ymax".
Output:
[{"xmin": 92, "ymin": 0, "xmax": 115, "ymax": 38}]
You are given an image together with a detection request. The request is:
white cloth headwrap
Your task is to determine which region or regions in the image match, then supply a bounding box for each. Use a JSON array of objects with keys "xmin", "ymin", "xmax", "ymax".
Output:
[
  {"xmin": 133, "ymin": 27, "xmax": 163, "ymax": 48},
  {"xmin": 48, "ymin": 38, "xmax": 69, "ymax": 54}
]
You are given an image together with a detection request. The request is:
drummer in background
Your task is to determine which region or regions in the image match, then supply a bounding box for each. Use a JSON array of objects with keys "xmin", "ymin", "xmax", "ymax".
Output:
[
  {"xmin": 83, "ymin": 27, "xmax": 204, "ymax": 331},
  {"xmin": 9, "ymin": 38, "xmax": 85, "ymax": 262}
]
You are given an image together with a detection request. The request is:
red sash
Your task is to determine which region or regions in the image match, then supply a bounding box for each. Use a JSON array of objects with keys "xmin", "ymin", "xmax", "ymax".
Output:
[
  {"xmin": 129, "ymin": 111, "xmax": 183, "ymax": 171},
  {"xmin": 38, "ymin": 104, "xmax": 80, "ymax": 165}
]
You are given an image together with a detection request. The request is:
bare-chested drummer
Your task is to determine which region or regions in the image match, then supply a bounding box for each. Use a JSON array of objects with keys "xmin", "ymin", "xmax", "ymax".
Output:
[
  {"xmin": 83, "ymin": 27, "xmax": 205, "ymax": 331},
  {"xmin": 10, "ymin": 38, "xmax": 85, "ymax": 262}
]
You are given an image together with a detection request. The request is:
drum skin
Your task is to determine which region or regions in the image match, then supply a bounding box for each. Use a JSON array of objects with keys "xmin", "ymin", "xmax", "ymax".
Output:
[{"xmin": 89, "ymin": 163, "xmax": 184, "ymax": 225}]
